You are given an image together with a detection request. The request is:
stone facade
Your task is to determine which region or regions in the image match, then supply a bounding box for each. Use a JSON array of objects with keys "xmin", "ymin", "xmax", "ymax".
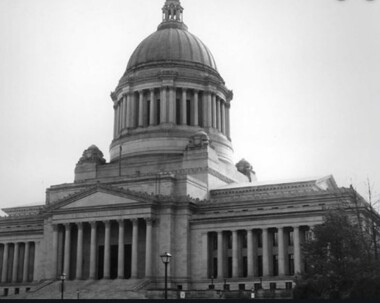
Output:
[{"xmin": 0, "ymin": 0, "xmax": 378, "ymax": 298}]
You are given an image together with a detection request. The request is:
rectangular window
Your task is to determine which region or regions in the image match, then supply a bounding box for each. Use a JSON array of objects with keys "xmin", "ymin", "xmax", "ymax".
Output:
[
  {"xmin": 285, "ymin": 282, "xmax": 293, "ymax": 290},
  {"xmin": 186, "ymin": 99, "xmax": 191, "ymax": 125},
  {"xmin": 288, "ymin": 254, "xmax": 294, "ymax": 275},
  {"xmin": 242, "ymin": 232, "xmax": 247, "ymax": 249},
  {"xmin": 228, "ymin": 257, "xmax": 233, "ymax": 278},
  {"xmin": 176, "ymin": 98, "xmax": 181, "ymax": 124},
  {"xmin": 227, "ymin": 232, "xmax": 232, "ymax": 249},
  {"xmin": 254, "ymin": 283, "xmax": 261, "ymax": 291},
  {"xmin": 239, "ymin": 284, "xmax": 246, "ymax": 291},
  {"xmin": 273, "ymin": 255, "xmax": 279, "ymax": 276},
  {"xmin": 242, "ymin": 256, "xmax": 248, "ymax": 277},
  {"xmin": 213, "ymin": 257, "xmax": 218, "ymax": 278},
  {"xmin": 273, "ymin": 231, "xmax": 278, "ymax": 247},
  {"xmin": 288, "ymin": 231, "xmax": 294, "ymax": 246},
  {"xmin": 258, "ymin": 231, "xmax": 263, "ymax": 248},
  {"xmin": 156, "ymin": 99, "xmax": 161, "ymax": 123},
  {"xmin": 213, "ymin": 234, "xmax": 218, "ymax": 250},
  {"xmin": 258, "ymin": 256, "xmax": 263, "ymax": 277},
  {"xmin": 270, "ymin": 283, "xmax": 276, "ymax": 291},
  {"xmin": 146, "ymin": 100, "xmax": 151, "ymax": 126}
]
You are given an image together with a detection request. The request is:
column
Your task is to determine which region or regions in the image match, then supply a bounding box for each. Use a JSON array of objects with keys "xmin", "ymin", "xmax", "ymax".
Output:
[
  {"xmin": 181, "ymin": 89, "xmax": 187, "ymax": 125},
  {"xmin": 206, "ymin": 92, "xmax": 212, "ymax": 128},
  {"xmin": 131, "ymin": 219, "xmax": 139, "ymax": 278},
  {"xmin": 1, "ymin": 243, "xmax": 8, "ymax": 282},
  {"xmin": 149, "ymin": 89, "xmax": 156, "ymax": 126},
  {"xmin": 89, "ymin": 222, "xmax": 97, "ymax": 279},
  {"xmin": 76, "ymin": 222, "xmax": 83, "ymax": 280},
  {"xmin": 126, "ymin": 93, "xmax": 131, "ymax": 128},
  {"xmin": 278, "ymin": 227, "xmax": 286, "ymax": 276},
  {"xmin": 104, "ymin": 221, "xmax": 111, "ymax": 279},
  {"xmin": 226, "ymin": 104, "xmax": 231, "ymax": 138},
  {"xmin": 160, "ymin": 87, "xmax": 167, "ymax": 124},
  {"xmin": 130, "ymin": 92, "xmax": 136, "ymax": 128},
  {"xmin": 232, "ymin": 230, "xmax": 238, "ymax": 278},
  {"xmin": 138, "ymin": 91, "xmax": 144, "ymax": 128},
  {"xmin": 252, "ymin": 231, "xmax": 258, "ymax": 276},
  {"xmin": 221, "ymin": 101, "xmax": 226, "ymax": 134},
  {"xmin": 294, "ymin": 226, "xmax": 301, "ymax": 274},
  {"xmin": 12, "ymin": 242, "xmax": 19, "ymax": 282},
  {"xmin": 201, "ymin": 233, "xmax": 208, "ymax": 278},
  {"xmin": 216, "ymin": 98, "xmax": 221, "ymax": 131},
  {"xmin": 113, "ymin": 105, "xmax": 117, "ymax": 138},
  {"xmin": 217, "ymin": 231, "xmax": 224, "ymax": 279},
  {"xmin": 202, "ymin": 92, "xmax": 208, "ymax": 127},
  {"xmin": 63, "ymin": 223, "xmax": 71, "ymax": 277},
  {"xmin": 192, "ymin": 90, "xmax": 199, "ymax": 126},
  {"xmin": 115, "ymin": 105, "xmax": 120, "ymax": 135},
  {"xmin": 168, "ymin": 86, "xmax": 176, "ymax": 123},
  {"xmin": 145, "ymin": 218, "xmax": 153, "ymax": 278},
  {"xmin": 121, "ymin": 95, "xmax": 127, "ymax": 130},
  {"xmin": 52, "ymin": 224, "xmax": 58, "ymax": 278},
  {"xmin": 247, "ymin": 229, "xmax": 254, "ymax": 277},
  {"xmin": 23, "ymin": 242, "xmax": 30, "ymax": 282},
  {"xmin": 212, "ymin": 94, "xmax": 217, "ymax": 129},
  {"xmin": 117, "ymin": 219, "xmax": 125, "ymax": 279},
  {"xmin": 262, "ymin": 228, "xmax": 270, "ymax": 276}
]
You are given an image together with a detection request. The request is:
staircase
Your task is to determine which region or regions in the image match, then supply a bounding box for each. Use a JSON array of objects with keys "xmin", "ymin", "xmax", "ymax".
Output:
[{"xmin": 6, "ymin": 279, "xmax": 149, "ymax": 299}]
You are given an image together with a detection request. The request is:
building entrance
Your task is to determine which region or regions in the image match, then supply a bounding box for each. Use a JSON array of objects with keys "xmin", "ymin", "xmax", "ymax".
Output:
[{"xmin": 97, "ymin": 244, "xmax": 131, "ymax": 279}]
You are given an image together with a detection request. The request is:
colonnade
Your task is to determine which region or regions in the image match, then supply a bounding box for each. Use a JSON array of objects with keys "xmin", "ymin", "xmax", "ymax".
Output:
[
  {"xmin": 114, "ymin": 88, "xmax": 230, "ymax": 138},
  {"xmin": 52, "ymin": 217, "xmax": 153, "ymax": 280},
  {"xmin": 0, "ymin": 242, "xmax": 35, "ymax": 284},
  {"xmin": 202, "ymin": 225, "xmax": 313, "ymax": 279}
]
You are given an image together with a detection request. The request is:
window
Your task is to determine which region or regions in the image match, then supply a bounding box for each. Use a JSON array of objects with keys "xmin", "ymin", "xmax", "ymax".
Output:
[
  {"xmin": 156, "ymin": 99, "xmax": 161, "ymax": 123},
  {"xmin": 288, "ymin": 254, "xmax": 294, "ymax": 275},
  {"xmin": 258, "ymin": 231, "xmax": 263, "ymax": 248},
  {"xmin": 212, "ymin": 234, "xmax": 218, "ymax": 250},
  {"xmin": 242, "ymin": 256, "xmax": 248, "ymax": 277},
  {"xmin": 213, "ymin": 258, "xmax": 218, "ymax": 278},
  {"xmin": 146, "ymin": 100, "xmax": 151, "ymax": 126},
  {"xmin": 186, "ymin": 100, "xmax": 191, "ymax": 125},
  {"xmin": 258, "ymin": 256, "xmax": 263, "ymax": 277},
  {"xmin": 269, "ymin": 283, "xmax": 276, "ymax": 291},
  {"xmin": 288, "ymin": 231, "xmax": 294, "ymax": 246},
  {"xmin": 273, "ymin": 255, "xmax": 279, "ymax": 276},
  {"xmin": 228, "ymin": 257, "xmax": 233, "ymax": 278},
  {"xmin": 239, "ymin": 284, "xmax": 246, "ymax": 290},
  {"xmin": 273, "ymin": 231, "xmax": 278, "ymax": 247},
  {"xmin": 242, "ymin": 232, "xmax": 247, "ymax": 249},
  {"xmin": 227, "ymin": 233, "xmax": 232, "ymax": 249},
  {"xmin": 176, "ymin": 98, "xmax": 181, "ymax": 124},
  {"xmin": 285, "ymin": 282, "xmax": 293, "ymax": 290},
  {"xmin": 254, "ymin": 283, "xmax": 261, "ymax": 291}
]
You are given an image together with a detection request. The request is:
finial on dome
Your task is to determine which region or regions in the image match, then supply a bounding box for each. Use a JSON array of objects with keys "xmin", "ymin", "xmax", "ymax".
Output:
[{"xmin": 162, "ymin": 0, "xmax": 183, "ymax": 22}]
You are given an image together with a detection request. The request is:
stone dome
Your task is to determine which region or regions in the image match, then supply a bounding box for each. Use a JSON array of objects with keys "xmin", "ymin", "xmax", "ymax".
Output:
[{"xmin": 127, "ymin": 25, "xmax": 218, "ymax": 72}]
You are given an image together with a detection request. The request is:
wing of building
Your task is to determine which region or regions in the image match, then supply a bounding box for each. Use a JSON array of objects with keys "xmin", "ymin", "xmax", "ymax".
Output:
[{"xmin": 0, "ymin": 0, "xmax": 376, "ymax": 299}]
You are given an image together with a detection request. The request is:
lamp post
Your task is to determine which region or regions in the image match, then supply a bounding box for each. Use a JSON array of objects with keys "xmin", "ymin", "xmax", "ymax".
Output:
[
  {"xmin": 160, "ymin": 252, "xmax": 172, "ymax": 299},
  {"xmin": 60, "ymin": 273, "xmax": 66, "ymax": 300}
]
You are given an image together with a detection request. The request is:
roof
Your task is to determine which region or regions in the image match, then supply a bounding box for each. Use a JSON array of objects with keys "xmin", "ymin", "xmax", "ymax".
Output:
[{"xmin": 126, "ymin": 26, "xmax": 218, "ymax": 71}]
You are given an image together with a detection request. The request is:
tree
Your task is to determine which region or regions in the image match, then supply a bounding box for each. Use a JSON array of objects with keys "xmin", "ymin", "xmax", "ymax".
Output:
[{"xmin": 293, "ymin": 209, "xmax": 380, "ymax": 299}]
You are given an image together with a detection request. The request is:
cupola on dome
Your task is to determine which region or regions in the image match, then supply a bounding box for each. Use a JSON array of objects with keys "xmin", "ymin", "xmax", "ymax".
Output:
[{"xmin": 126, "ymin": 0, "xmax": 217, "ymax": 72}]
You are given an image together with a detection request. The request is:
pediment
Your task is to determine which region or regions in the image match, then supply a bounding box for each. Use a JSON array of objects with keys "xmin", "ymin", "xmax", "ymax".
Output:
[
  {"xmin": 61, "ymin": 191, "xmax": 139, "ymax": 209},
  {"xmin": 46, "ymin": 184, "xmax": 155, "ymax": 212}
]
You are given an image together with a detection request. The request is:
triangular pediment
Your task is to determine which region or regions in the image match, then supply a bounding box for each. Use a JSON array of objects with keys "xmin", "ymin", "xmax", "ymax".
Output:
[
  {"xmin": 46, "ymin": 184, "xmax": 155, "ymax": 211},
  {"xmin": 61, "ymin": 191, "xmax": 139, "ymax": 209}
]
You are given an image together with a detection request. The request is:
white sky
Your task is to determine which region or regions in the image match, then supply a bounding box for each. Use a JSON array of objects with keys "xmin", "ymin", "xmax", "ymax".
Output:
[{"xmin": 0, "ymin": 0, "xmax": 379, "ymax": 210}]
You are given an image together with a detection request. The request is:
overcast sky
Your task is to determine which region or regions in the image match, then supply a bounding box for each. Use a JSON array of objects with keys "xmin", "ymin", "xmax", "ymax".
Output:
[{"xmin": 0, "ymin": 0, "xmax": 379, "ymax": 211}]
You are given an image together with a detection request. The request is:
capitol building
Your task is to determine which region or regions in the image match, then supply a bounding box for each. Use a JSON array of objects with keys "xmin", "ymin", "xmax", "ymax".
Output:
[{"xmin": 0, "ymin": 0, "xmax": 366, "ymax": 299}]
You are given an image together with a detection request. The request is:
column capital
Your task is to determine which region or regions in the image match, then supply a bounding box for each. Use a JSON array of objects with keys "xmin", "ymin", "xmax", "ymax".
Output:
[
  {"xmin": 117, "ymin": 218, "xmax": 125, "ymax": 225},
  {"xmin": 182, "ymin": 88, "xmax": 187, "ymax": 93},
  {"xmin": 52, "ymin": 224, "xmax": 58, "ymax": 231},
  {"xmin": 145, "ymin": 217, "xmax": 154, "ymax": 225},
  {"xmin": 150, "ymin": 88, "xmax": 155, "ymax": 93},
  {"xmin": 76, "ymin": 222, "xmax": 83, "ymax": 229},
  {"xmin": 90, "ymin": 221, "xmax": 97, "ymax": 228},
  {"xmin": 131, "ymin": 218, "xmax": 139, "ymax": 226},
  {"xmin": 104, "ymin": 220, "xmax": 111, "ymax": 227},
  {"xmin": 64, "ymin": 223, "xmax": 71, "ymax": 230}
]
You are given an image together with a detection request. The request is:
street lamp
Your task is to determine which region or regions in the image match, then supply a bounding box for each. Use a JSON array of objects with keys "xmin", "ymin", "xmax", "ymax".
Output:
[
  {"xmin": 60, "ymin": 273, "xmax": 66, "ymax": 300},
  {"xmin": 160, "ymin": 252, "xmax": 172, "ymax": 299}
]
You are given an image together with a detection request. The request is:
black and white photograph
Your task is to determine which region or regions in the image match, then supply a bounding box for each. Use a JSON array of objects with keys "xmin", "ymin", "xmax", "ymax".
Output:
[{"xmin": 0, "ymin": 0, "xmax": 379, "ymax": 299}]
